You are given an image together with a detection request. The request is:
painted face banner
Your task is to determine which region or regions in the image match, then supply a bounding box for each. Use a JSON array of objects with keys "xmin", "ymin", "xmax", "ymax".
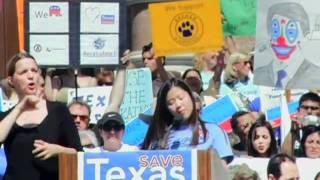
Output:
[{"xmin": 254, "ymin": 0, "xmax": 320, "ymax": 89}]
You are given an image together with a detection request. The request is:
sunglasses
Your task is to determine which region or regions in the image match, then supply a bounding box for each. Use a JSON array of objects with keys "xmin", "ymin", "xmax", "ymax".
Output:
[
  {"xmin": 103, "ymin": 124, "xmax": 124, "ymax": 132},
  {"xmin": 71, "ymin": 114, "xmax": 89, "ymax": 120},
  {"xmin": 300, "ymin": 105, "xmax": 320, "ymax": 111},
  {"xmin": 242, "ymin": 60, "xmax": 251, "ymax": 65}
]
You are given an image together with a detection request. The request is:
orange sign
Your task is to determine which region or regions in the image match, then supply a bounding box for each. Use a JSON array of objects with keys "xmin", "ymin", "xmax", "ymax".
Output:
[{"xmin": 149, "ymin": 0, "xmax": 223, "ymax": 56}]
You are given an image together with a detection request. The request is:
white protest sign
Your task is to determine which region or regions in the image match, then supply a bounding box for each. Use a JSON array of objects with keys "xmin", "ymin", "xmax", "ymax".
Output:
[
  {"xmin": 67, "ymin": 86, "xmax": 112, "ymax": 124},
  {"xmin": 29, "ymin": 2, "xmax": 69, "ymax": 33},
  {"xmin": 120, "ymin": 68, "xmax": 153, "ymax": 125},
  {"xmin": 260, "ymin": 86, "xmax": 308, "ymax": 112}
]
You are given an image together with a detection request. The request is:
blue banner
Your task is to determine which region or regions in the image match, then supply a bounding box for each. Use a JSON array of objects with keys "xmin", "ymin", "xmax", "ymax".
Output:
[
  {"xmin": 123, "ymin": 108, "xmax": 152, "ymax": 146},
  {"xmin": 266, "ymin": 101, "xmax": 299, "ymax": 126},
  {"xmin": 201, "ymin": 95, "xmax": 238, "ymax": 132},
  {"xmin": 78, "ymin": 150, "xmax": 197, "ymax": 180}
]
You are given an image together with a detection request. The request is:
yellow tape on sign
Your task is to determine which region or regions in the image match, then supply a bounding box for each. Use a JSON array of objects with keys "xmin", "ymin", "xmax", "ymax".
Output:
[{"xmin": 149, "ymin": 0, "xmax": 223, "ymax": 56}]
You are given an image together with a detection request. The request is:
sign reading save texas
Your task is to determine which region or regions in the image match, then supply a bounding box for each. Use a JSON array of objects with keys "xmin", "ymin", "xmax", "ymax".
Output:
[{"xmin": 149, "ymin": 0, "xmax": 223, "ymax": 56}]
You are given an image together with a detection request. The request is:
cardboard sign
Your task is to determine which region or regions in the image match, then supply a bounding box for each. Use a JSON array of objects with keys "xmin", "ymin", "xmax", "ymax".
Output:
[
  {"xmin": 78, "ymin": 150, "xmax": 197, "ymax": 180},
  {"xmin": 149, "ymin": 0, "xmax": 223, "ymax": 56},
  {"xmin": 254, "ymin": 0, "xmax": 320, "ymax": 89},
  {"xmin": 67, "ymin": 86, "xmax": 112, "ymax": 124},
  {"xmin": 201, "ymin": 95, "xmax": 238, "ymax": 133},
  {"xmin": 119, "ymin": 68, "xmax": 153, "ymax": 125}
]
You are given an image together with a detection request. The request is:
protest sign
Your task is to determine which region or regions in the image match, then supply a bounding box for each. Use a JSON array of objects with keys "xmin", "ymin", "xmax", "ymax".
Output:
[
  {"xmin": 260, "ymin": 86, "xmax": 307, "ymax": 112},
  {"xmin": 78, "ymin": 150, "xmax": 197, "ymax": 180},
  {"xmin": 122, "ymin": 108, "xmax": 152, "ymax": 145},
  {"xmin": 26, "ymin": 1, "xmax": 126, "ymax": 67},
  {"xmin": 254, "ymin": 0, "xmax": 320, "ymax": 89},
  {"xmin": 221, "ymin": 0, "xmax": 256, "ymax": 36},
  {"xmin": 149, "ymin": 0, "xmax": 223, "ymax": 56},
  {"xmin": 67, "ymin": 86, "xmax": 112, "ymax": 124},
  {"xmin": 266, "ymin": 101, "xmax": 299, "ymax": 127},
  {"xmin": 219, "ymin": 73, "xmax": 260, "ymax": 111},
  {"xmin": 28, "ymin": 2, "xmax": 70, "ymax": 66},
  {"xmin": 201, "ymin": 95, "xmax": 238, "ymax": 133},
  {"xmin": 119, "ymin": 68, "xmax": 153, "ymax": 125}
]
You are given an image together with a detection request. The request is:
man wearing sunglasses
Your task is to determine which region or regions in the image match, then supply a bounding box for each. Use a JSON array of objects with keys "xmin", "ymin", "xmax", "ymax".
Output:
[
  {"xmin": 298, "ymin": 92, "xmax": 320, "ymax": 118},
  {"xmin": 85, "ymin": 112, "xmax": 138, "ymax": 152}
]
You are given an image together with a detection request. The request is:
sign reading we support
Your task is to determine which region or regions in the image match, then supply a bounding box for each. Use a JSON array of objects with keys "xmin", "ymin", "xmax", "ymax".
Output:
[
  {"xmin": 149, "ymin": 0, "xmax": 223, "ymax": 56},
  {"xmin": 67, "ymin": 86, "xmax": 112, "ymax": 124},
  {"xmin": 120, "ymin": 68, "xmax": 153, "ymax": 125},
  {"xmin": 78, "ymin": 150, "xmax": 197, "ymax": 180}
]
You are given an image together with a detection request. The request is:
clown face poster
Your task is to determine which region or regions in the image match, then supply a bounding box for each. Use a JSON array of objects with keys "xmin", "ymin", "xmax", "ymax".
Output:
[{"xmin": 254, "ymin": 1, "xmax": 320, "ymax": 89}]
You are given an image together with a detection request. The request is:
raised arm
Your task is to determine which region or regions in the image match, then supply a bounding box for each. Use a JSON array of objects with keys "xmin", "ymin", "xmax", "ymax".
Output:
[{"xmin": 105, "ymin": 50, "xmax": 132, "ymax": 113}]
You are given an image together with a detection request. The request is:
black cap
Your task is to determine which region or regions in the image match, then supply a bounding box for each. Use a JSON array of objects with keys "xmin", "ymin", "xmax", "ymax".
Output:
[{"xmin": 97, "ymin": 112, "xmax": 124, "ymax": 128}]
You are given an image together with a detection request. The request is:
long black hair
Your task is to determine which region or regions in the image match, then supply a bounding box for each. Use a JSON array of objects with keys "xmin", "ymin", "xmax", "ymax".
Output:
[
  {"xmin": 247, "ymin": 118, "xmax": 278, "ymax": 157},
  {"xmin": 141, "ymin": 78, "xmax": 207, "ymax": 149}
]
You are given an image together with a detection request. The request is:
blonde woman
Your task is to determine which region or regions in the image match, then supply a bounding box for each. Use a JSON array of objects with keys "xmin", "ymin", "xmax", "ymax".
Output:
[{"xmin": 219, "ymin": 52, "xmax": 260, "ymax": 111}]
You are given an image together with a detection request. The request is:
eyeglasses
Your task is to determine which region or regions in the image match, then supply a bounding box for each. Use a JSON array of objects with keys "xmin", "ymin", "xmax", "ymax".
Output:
[
  {"xmin": 103, "ymin": 124, "xmax": 124, "ymax": 132},
  {"xmin": 300, "ymin": 105, "xmax": 320, "ymax": 111},
  {"xmin": 71, "ymin": 114, "xmax": 89, "ymax": 120}
]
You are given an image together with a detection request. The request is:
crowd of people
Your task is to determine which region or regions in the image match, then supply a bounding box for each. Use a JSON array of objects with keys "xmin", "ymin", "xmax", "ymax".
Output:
[{"xmin": 0, "ymin": 41, "xmax": 320, "ymax": 180}]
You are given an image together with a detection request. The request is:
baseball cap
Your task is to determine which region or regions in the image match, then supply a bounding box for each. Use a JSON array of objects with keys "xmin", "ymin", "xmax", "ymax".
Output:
[{"xmin": 97, "ymin": 112, "xmax": 124, "ymax": 129}]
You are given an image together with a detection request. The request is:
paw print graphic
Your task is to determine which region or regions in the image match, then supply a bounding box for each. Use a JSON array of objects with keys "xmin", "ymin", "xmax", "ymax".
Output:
[{"xmin": 178, "ymin": 21, "xmax": 194, "ymax": 37}]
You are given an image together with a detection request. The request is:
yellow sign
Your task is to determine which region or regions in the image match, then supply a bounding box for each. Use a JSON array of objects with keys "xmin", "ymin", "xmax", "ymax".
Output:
[{"xmin": 149, "ymin": 0, "xmax": 223, "ymax": 56}]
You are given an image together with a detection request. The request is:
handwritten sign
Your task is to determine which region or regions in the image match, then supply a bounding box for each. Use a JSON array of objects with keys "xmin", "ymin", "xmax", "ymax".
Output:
[
  {"xmin": 149, "ymin": 0, "xmax": 223, "ymax": 56},
  {"xmin": 201, "ymin": 95, "xmax": 238, "ymax": 133},
  {"xmin": 221, "ymin": 0, "xmax": 256, "ymax": 36},
  {"xmin": 78, "ymin": 150, "xmax": 197, "ymax": 180},
  {"xmin": 68, "ymin": 86, "xmax": 112, "ymax": 124},
  {"xmin": 119, "ymin": 68, "xmax": 153, "ymax": 125}
]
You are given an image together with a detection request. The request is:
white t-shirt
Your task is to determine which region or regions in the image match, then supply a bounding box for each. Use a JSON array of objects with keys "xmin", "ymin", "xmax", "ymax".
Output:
[{"xmin": 84, "ymin": 143, "xmax": 138, "ymax": 152}]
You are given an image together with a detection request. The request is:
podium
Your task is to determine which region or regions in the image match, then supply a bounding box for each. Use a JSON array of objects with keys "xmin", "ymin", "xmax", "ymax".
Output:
[{"xmin": 59, "ymin": 150, "xmax": 229, "ymax": 180}]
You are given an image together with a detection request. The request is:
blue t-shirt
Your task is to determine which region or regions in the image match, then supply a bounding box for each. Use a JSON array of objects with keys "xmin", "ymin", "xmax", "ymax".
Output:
[{"xmin": 167, "ymin": 123, "xmax": 233, "ymax": 159}]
